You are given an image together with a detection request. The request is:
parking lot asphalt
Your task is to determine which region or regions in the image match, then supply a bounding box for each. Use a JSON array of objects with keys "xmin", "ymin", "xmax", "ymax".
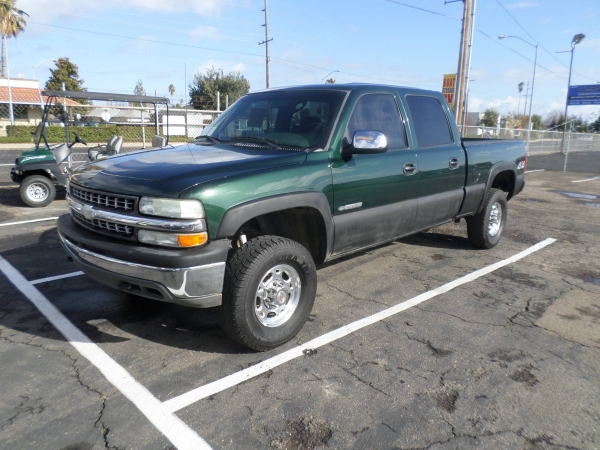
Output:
[{"xmin": 1, "ymin": 170, "xmax": 599, "ymax": 450}]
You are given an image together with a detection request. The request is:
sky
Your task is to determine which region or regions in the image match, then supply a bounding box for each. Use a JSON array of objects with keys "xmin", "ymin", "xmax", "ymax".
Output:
[{"xmin": 6, "ymin": 0, "xmax": 600, "ymax": 121}]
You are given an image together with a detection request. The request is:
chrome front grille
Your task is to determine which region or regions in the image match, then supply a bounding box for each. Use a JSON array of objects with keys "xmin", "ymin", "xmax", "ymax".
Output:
[
  {"xmin": 73, "ymin": 210, "xmax": 134, "ymax": 237},
  {"xmin": 71, "ymin": 185, "xmax": 136, "ymax": 212}
]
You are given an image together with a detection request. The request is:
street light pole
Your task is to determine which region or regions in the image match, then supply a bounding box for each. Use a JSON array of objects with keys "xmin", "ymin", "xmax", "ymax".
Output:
[
  {"xmin": 498, "ymin": 35, "xmax": 538, "ymax": 153},
  {"xmin": 557, "ymin": 33, "xmax": 585, "ymax": 150},
  {"xmin": 322, "ymin": 70, "xmax": 340, "ymax": 83},
  {"xmin": 32, "ymin": 58, "xmax": 57, "ymax": 79}
]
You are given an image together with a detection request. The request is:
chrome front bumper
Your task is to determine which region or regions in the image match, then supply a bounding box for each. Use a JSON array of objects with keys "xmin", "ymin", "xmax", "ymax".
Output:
[{"xmin": 59, "ymin": 233, "xmax": 225, "ymax": 308}]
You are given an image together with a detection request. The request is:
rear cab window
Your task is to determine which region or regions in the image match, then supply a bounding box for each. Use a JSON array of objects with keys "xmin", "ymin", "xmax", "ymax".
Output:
[{"xmin": 406, "ymin": 95, "xmax": 454, "ymax": 148}]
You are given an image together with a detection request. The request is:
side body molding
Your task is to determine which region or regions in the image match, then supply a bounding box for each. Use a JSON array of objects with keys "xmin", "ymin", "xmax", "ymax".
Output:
[{"xmin": 216, "ymin": 191, "xmax": 335, "ymax": 258}]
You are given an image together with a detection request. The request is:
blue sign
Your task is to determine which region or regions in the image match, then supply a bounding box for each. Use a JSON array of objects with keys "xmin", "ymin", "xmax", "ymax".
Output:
[{"xmin": 568, "ymin": 84, "xmax": 600, "ymax": 106}]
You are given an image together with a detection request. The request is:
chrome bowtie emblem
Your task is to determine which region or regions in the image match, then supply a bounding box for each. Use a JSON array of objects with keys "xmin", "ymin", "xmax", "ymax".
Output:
[{"xmin": 82, "ymin": 204, "xmax": 95, "ymax": 220}]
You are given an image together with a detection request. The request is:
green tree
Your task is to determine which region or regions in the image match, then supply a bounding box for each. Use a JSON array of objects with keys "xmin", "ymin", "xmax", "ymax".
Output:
[
  {"xmin": 189, "ymin": 66, "xmax": 250, "ymax": 110},
  {"xmin": 168, "ymin": 84, "xmax": 175, "ymax": 104},
  {"xmin": 479, "ymin": 108, "xmax": 499, "ymax": 127},
  {"xmin": 590, "ymin": 115, "xmax": 600, "ymax": 133},
  {"xmin": 0, "ymin": 0, "xmax": 28, "ymax": 78},
  {"xmin": 134, "ymin": 79, "xmax": 146, "ymax": 96},
  {"xmin": 132, "ymin": 79, "xmax": 146, "ymax": 106},
  {"xmin": 531, "ymin": 114, "xmax": 542, "ymax": 130},
  {"xmin": 45, "ymin": 58, "xmax": 87, "ymax": 103},
  {"xmin": 325, "ymin": 78, "xmax": 336, "ymax": 84}
]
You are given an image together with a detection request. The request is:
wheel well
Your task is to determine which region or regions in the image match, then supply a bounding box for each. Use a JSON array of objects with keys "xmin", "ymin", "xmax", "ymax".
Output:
[
  {"xmin": 232, "ymin": 207, "xmax": 328, "ymax": 264},
  {"xmin": 491, "ymin": 170, "xmax": 516, "ymax": 200},
  {"xmin": 23, "ymin": 170, "xmax": 52, "ymax": 180}
]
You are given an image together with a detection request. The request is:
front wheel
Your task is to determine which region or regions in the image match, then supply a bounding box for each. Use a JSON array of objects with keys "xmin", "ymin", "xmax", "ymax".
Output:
[
  {"xmin": 466, "ymin": 188, "xmax": 507, "ymax": 249},
  {"xmin": 20, "ymin": 175, "xmax": 56, "ymax": 208},
  {"xmin": 221, "ymin": 236, "xmax": 317, "ymax": 351}
]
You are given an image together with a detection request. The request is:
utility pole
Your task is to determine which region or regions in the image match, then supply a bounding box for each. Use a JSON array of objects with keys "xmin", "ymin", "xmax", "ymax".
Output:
[
  {"xmin": 453, "ymin": 0, "xmax": 473, "ymax": 131},
  {"xmin": 259, "ymin": 0, "xmax": 273, "ymax": 89},
  {"xmin": 461, "ymin": 0, "xmax": 477, "ymax": 135}
]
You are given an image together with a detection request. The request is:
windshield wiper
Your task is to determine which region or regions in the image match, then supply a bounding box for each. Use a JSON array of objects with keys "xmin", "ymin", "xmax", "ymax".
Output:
[
  {"xmin": 195, "ymin": 135, "xmax": 221, "ymax": 144},
  {"xmin": 230, "ymin": 136, "xmax": 281, "ymax": 149}
]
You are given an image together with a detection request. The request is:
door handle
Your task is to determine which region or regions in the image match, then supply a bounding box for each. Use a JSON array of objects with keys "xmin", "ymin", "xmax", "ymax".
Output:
[
  {"xmin": 449, "ymin": 157, "xmax": 459, "ymax": 169},
  {"xmin": 403, "ymin": 162, "xmax": 417, "ymax": 175}
]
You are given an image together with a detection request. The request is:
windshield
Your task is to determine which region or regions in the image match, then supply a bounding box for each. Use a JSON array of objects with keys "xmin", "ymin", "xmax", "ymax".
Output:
[{"xmin": 200, "ymin": 89, "xmax": 347, "ymax": 150}]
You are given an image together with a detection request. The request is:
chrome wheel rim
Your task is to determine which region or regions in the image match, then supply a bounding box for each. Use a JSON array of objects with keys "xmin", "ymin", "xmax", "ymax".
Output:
[
  {"xmin": 254, "ymin": 264, "xmax": 302, "ymax": 327},
  {"xmin": 27, "ymin": 183, "xmax": 49, "ymax": 202},
  {"xmin": 488, "ymin": 202, "xmax": 502, "ymax": 237}
]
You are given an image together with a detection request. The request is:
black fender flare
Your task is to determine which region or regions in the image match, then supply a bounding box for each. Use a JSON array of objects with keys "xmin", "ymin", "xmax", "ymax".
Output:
[
  {"xmin": 216, "ymin": 191, "xmax": 334, "ymax": 258},
  {"xmin": 476, "ymin": 161, "xmax": 518, "ymax": 214},
  {"xmin": 16, "ymin": 163, "xmax": 66, "ymax": 185}
]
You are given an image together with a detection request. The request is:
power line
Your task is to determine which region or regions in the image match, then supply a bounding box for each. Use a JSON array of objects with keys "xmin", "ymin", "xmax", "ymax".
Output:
[
  {"xmin": 47, "ymin": 5, "xmax": 256, "ymax": 36},
  {"xmin": 382, "ymin": 0, "xmax": 461, "ymax": 21},
  {"xmin": 44, "ymin": 12, "xmax": 260, "ymax": 42},
  {"xmin": 29, "ymin": 21, "xmax": 267, "ymax": 59},
  {"xmin": 477, "ymin": 29, "xmax": 566, "ymax": 81},
  {"xmin": 494, "ymin": 0, "xmax": 596, "ymax": 83}
]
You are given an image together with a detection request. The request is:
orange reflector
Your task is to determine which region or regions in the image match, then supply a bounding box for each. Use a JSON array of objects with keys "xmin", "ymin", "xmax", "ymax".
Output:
[{"xmin": 178, "ymin": 232, "xmax": 208, "ymax": 247}]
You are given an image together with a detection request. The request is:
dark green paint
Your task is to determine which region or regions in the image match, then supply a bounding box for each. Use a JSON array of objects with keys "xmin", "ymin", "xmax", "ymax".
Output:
[{"xmin": 67, "ymin": 84, "xmax": 527, "ymax": 244}]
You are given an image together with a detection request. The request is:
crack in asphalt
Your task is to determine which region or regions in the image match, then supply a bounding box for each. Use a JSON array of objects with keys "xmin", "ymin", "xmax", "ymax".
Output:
[
  {"xmin": 324, "ymin": 280, "xmax": 389, "ymax": 306},
  {"xmin": 505, "ymin": 313, "xmax": 600, "ymax": 351},
  {"xmin": 414, "ymin": 305, "xmax": 504, "ymax": 328},
  {"xmin": 5, "ymin": 396, "xmax": 45, "ymax": 427},
  {"xmin": 404, "ymin": 332, "xmax": 453, "ymax": 357},
  {"xmin": 0, "ymin": 332, "xmax": 113, "ymax": 447},
  {"xmin": 339, "ymin": 366, "xmax": 392, "ymax": 398}
]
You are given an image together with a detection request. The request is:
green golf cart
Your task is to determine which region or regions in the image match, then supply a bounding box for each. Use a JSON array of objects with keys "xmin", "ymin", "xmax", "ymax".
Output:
[{"xmin": 10, "ymin": 90, "xmax": 170, "ymax": 207}]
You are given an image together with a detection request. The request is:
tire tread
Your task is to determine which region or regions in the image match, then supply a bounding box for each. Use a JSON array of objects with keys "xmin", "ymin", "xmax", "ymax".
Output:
[{"xmin": 221, "ymin": 235, "xmax": 315, "ymax": 351}]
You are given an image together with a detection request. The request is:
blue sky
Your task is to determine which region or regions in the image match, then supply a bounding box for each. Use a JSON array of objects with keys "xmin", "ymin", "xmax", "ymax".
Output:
[{"xmin": 8, "ymin": 0, "xmax": 600, "ymax": 120}]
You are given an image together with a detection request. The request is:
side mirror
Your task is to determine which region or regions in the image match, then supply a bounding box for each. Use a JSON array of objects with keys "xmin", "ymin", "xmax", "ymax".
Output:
[{"xmin": 342, "ymin": 130, "xmax": 388, "ymax": 155}]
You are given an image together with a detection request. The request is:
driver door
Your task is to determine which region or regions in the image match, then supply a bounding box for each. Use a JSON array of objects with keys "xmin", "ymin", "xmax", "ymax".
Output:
[{"xmin": 330, "ymin": 92, "xmax": 420, "ymax": 255}]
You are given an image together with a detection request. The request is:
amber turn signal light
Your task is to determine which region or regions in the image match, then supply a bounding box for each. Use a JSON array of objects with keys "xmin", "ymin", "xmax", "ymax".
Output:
[{"xmin": 177, "ymin": 232, "xmax": 208, "ymax": 247}]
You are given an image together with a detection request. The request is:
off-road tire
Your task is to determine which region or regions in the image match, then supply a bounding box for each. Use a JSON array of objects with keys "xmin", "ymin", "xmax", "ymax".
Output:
[
  {"xmin": 221, "ymin": 235, "xmax": 317, "ymax": 351},
  {"xmin": 20, "ymin": 175, "xmax": 56, "ymax": 208},
  {"xmin": 466, "ymin": 188, "xmax": 507, "ymax": 249}
]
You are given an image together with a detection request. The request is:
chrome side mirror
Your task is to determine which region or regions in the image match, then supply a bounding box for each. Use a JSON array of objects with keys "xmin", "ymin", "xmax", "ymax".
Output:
[{"xmin": 343, "ymin": 130, "xmax": 388, "ymax": 155}]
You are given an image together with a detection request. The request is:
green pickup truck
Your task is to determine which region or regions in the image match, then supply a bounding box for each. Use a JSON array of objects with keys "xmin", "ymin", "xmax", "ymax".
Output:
[{"xmin": 57, "ymin": 83, "xmax": 526, "ymax": 350}]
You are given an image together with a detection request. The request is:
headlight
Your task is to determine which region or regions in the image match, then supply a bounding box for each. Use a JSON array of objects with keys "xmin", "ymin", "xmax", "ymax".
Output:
[
  {"xmin": 139, "ymin": 197, "xmax": 205, "ymax": 219},
  {"xmin": 138, "ymin": 230, "xmax": 208, "ymax": 248}
]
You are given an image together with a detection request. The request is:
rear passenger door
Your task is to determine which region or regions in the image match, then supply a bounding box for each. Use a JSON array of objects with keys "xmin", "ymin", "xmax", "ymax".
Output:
[
  {"xmin": 405, "ymin": 95, "xmax": 466, "ymax": 229},
  {"xmin": 330, "ymin": 92, "xmax": 419, "ymax": 255}
]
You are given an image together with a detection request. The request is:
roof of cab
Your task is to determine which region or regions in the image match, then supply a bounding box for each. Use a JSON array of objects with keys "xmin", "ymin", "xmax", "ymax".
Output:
[{"xmin": 250, "ymin": 83, "xmax": 432, "ymax": 95}]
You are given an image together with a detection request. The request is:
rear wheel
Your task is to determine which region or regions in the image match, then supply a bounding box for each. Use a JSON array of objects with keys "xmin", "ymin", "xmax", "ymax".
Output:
[
  {"xmin": 20, "ymin": 175, "xmax": 56, "ymax": 208},
  {"xmin": 221, "ymin": 235, "xmax": 317, "ymax": 351},
  {"xmin": 466, "ymin": 188, "xmax": 507, "ymax": 249}
]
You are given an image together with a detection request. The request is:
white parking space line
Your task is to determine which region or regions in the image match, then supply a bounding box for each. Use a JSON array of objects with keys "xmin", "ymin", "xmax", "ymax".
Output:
[
  {"xmin": 31, "ymin": 271, "xmax": 84, "ymax": 285},
  {"xmin": 525, "ymin": 169, "xmax": 545, "ymax": 173},
  {"xmin": 162, "ymin": 238, "xmax": 556, "ymax": 413},
  {"xmin": 0, "ymin": 257, "xmax": 213, "ymax": 450},
  {"xmin": 0, "ymin": 217, "xmax": 59, "ymax": 227},
  {"xmin": 0, "ymin": 163, "xmax": 15, "ymax": 166},
  {"xmin": 572, "ymin": 176, "xmax": 600, "ymax": 183}
]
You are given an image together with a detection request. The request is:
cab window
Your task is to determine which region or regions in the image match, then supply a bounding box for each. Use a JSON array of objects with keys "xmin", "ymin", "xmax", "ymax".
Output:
[
  {"xmin": 345, "ymin": 94, "xmax": 407, "ymax": 150},
  {"xmin": 406, "ymin": 95, "xmax": 453, "ymax": 147}
]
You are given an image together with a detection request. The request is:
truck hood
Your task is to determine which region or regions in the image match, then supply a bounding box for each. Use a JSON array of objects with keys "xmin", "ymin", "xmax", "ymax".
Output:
[{"xmin": 70, "ymin": 142, "xmax": 307, "ymax": 197}]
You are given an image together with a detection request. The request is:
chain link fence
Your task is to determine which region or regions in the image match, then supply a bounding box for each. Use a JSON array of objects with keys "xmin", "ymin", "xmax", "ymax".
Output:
[
  {"xmin": 0, "ymin": 103, "xmax": 222, "ymax": 184},
  {"xmin": 463, "ymin": 126, "xmax": 600, "ymax": 173},
  {"xmin": 0, "ymin": 103, "xmax": 222, "ymax": 162}
]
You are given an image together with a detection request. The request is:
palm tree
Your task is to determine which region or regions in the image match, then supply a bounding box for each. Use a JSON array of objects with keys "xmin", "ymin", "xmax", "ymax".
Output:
[
  {"xmin": 0, "ymin": 1, "xmax": 28, "ymax": 78},
  {"xmin": 168, "ymin": 84, "xmax": 175, "ymax": 104}
]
